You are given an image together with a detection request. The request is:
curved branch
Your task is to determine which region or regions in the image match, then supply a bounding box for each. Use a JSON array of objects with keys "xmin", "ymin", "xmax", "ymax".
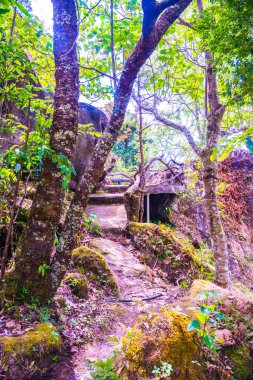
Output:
[
  {"xmin": 142, "ymin": 104, "xmax": 201, "ymax": 156},
  {"xmin": 124, "ymin": 173, "xmax": 141, "ymax": 196},
  {"xmin": 142, "ymin": 0, "xmax": 180, "ymax": 38},
  {"xmin": 156, "ymin": 113, "xmax": 201, "ymax": 156}
]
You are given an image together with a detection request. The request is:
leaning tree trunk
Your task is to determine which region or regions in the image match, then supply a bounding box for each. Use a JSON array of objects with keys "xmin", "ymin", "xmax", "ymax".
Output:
[{"xmin": 4, "ymin": 0, "xmax": 79, "ymax": 303}]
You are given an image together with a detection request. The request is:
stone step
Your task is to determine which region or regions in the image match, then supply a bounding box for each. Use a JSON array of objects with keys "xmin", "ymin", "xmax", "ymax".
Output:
[
  {"xmin": 88, "ymin": 193, "xmax": 124, "ymax": 205},
  {"xmin": 85, "ymin": 204, "xmax": 127, "ymax": 233},
  {"xmin": 102, "ymin": 185, "xmax": 129, "ymax": 194}
]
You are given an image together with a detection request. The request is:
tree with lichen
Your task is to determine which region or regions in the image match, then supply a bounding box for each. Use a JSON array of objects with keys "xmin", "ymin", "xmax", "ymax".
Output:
[{"xmin": 3, "ymin": 0, "xmax": 79, "ymax": 303}]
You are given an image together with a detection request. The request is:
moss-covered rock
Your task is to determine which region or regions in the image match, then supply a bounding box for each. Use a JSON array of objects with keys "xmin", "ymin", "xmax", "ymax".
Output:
[
  {"xmin": 0, "ymin": 323, "xmax": 61, "ymax": 379},
  {"xmin": 64, "ymin": 272, "xmax": 89, "ymax": 299},
  {"xmin": 129, "ymin": 222, "xmax": 214, "ymax": 285},
  {"xmin": 226, "ymin": 345, "xmax": 252, "ymax": 380},
  {"xmin": 119, "ymin": 308, "xmax": 204, "ymax": 380},
  {"xmin": 72, "ymin": 246, "xmax": 118, "ymax": 295},
  {"xmin": 88, "ymin": 240, "xmax": 110, "ymax": 255}
]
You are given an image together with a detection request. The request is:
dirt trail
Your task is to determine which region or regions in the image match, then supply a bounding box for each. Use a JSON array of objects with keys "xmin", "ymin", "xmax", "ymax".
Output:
[
  {"xmin": 71, "ymin": 234, "xmax": 178, "ymax": 379},
  {"xmin": 50, "ymin": 202, "xmax": 179, "ymax": 379}
]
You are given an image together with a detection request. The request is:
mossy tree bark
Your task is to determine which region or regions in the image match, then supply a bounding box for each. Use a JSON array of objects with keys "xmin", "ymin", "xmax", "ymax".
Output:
[
  {"xmin": 4, "ymin": 0, "xmax": 79, "ymax": 303},
  {"xmin": 200, "ymin": 50, "xmax": 229, "ymax": 287},
  {"xmin": 197, "ymin": 0, "xmax": 229, "ymax": 287},
  {"xmin": 51, "ymin": 0, "xmax": 193, "ymax": 294}
]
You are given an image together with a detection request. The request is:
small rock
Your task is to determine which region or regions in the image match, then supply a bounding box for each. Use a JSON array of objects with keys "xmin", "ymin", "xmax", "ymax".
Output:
[
  {"xmin": 5, "ymin": 320, "xmax": 16, "ymax": 328},
  {"xmin": 54, "ymin": 294, "xmax": 67, "ymax": 307}
]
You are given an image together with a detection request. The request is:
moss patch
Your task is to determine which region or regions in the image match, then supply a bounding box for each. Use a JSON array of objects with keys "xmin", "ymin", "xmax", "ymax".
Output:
[
  {"xmin": 129, "ymin": 222, "xmax": 213, "ymax": 285},
  {"xmin": 64, "ymin": 272, "xmax": 89, "ymax": 299},
  {"xmin": 0, "ymin": 323, "xmax": 61, "ymax": 379},
  {"xmin": 119, "ymin": 308, "xmax": 204, "ymax": 380},
  {"xmin": 226, "ymin": 345, "xmax": 252, "ymax": 380},
  {"xmin": 72, "ymin": 246, "xmax": 118, "ymax": 295},
  {"xmin": 88, "ymin": 240, "xmax": 111, "ymax": 255}
]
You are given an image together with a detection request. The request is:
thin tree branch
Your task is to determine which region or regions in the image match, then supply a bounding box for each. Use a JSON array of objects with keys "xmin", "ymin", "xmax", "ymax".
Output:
[
  {"xmin": 79, "ymin": 64, "xmax": 114, "ymax": 80},
  {"xmin": 110, "ymin": 0, "xmax": 117, "ymax": 90},
  {"xmin": 177, "ymin": 17, "xmax": 195, "ymax": 29}
]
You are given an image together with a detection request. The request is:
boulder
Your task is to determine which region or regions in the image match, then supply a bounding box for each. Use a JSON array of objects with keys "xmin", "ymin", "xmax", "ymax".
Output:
[
  {"xmin": 72, "ymin": 246, "xmax": 118, "ymax": 295},
  {"xmin": 63, "ymin": 272, "xmax": 89, "ymax": 299},
  {"xmin": 119, "ymin": 308, "xmax": 204, "ymax": 380}
]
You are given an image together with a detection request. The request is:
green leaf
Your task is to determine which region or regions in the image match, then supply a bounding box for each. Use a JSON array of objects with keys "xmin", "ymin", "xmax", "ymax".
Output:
[
  {"xmin": 196, "ymin": 312, "xmax": 207, "ymax": 324},
  {"xmin": 203, "ymin": 335, "xmax": 215, "ymax": 349},
  {"xmin": 14, "ymin": 163, "xmax": 21, "ymax": 171},
  {"xmin": 0, "ymin": 8, "xmax": 10, "ymax": 14},
  {"xmin": 14, "ymin": 1, "xmax": 31, "ymax": 18},
  {"xmin": 196, "ymin": 292, "xmax": 207, "ymax": 300},
  {"xmin": 208, "ymin": 290, "xmax": 218, "ymax": 298},
  {"xmin": 50, "ymin": 330, "xmax": 60, "ymax": 342},
  {"xmin": 209, "ymin": 317, "xmax": 219, "ymax": 327},
  {"xmin": 210, "ymin": 147, "xmax": 218, "ymax": 161},
  {"xmin": 246, "ymin": 137, "xmax": 253, "ymax": 155},
  {"xmin": 187, "ymin": 319, "xmax": 201, "ymax": 331},
  {"xmin": 214, "ymin": 312, "xmax": 226, "ymax": 320},
  {"xmin": 62, "ymin": 178, "xmax": 67, "ymax": 190},
  {"xmin": 200, "ymin": 306, "xmax": 211, "ymax": 315}
]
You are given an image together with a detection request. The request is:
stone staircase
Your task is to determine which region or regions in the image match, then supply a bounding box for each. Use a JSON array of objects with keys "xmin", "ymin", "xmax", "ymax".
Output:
[
  {"xmin": 86, "ymin": 185, "xmax": 128, "ymax": 234},
  {"xmin": 101, "ymin": 184, "xmax": 128, "ymax": 193},
  {"xmin": 89, "ymin": 193, "xmax": 124, "ymax": 205}
]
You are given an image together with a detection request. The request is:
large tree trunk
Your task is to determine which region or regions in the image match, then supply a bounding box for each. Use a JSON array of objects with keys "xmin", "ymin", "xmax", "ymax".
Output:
[{"xmin": 4, "ymin": 0, "xmax": 79, "ymax": 303}]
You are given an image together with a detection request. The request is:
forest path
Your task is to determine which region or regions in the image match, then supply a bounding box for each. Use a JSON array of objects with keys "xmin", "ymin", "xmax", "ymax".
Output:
[
  {"xmin": 71, "ymin": 234, "xmax": 179, "ymax": 379},
  {"xmin": 49, "ymin": 198, "xmax": 180, "ymax": 380}
]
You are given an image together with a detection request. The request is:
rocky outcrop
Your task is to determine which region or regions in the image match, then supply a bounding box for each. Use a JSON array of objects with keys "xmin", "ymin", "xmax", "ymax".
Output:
[{"xmin": 118, "ymin": 279, "xmax": 253, "ymax": 380}]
